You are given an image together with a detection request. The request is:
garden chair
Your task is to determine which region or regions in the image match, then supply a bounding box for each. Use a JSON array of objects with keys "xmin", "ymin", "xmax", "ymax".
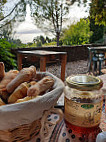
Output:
[{"xmin": 87, "ymin": 47, "xmax": 105, "ymax": 75}]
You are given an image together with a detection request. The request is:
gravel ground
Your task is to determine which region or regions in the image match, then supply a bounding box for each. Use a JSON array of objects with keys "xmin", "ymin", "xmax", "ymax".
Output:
[
  {"xmin": 36, "ymin": 59, "xmax": 106, "ymax": 80},
  {"xmin": 37, "ymin": 60, "xmax": 88, "ymax": 80}
]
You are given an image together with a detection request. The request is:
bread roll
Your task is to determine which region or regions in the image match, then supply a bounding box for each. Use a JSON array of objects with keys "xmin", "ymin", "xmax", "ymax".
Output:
[
  {"xmin": 6, "ymin": 66, "xmax": 36, "ymax": 93},
  {"xmin": 0, "ymin": 62, "xmax": 5, "ymax": 81},
  {"xmin": 0, "ymin": 88, "xmax": 9, "ymax": 102},
  {"xmin": 0, "ymin": 98, "xmax": 5, "ymax": 106},
  {"xmin": 28, "ymin": 81, "xmax": 37, "ymax": 87},
  {"xmin": 0, "ymin": 70, "xmax": 19, "ymax": 90},
  {"xmin": 8, "ymin": 82, "xmax": 28, "ymax": 103},
  {"xmin": 15, "ymin": 96, "xmax": 36, "ymax": 103},
  {"xmin": 27, "ymin": 76, "xmax": 54, "ymax": 97}
]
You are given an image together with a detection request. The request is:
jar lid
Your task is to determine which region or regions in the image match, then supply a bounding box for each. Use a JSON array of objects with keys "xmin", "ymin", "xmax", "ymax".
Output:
[{"xmin": 66, "ymin": 75, "xmax": 103, "ymax": 91}]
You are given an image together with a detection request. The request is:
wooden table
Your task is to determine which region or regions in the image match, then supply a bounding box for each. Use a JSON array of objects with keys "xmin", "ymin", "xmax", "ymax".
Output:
[{"xmin": 17, "ymin": 50, "xmax": 67, "ymax": 81}]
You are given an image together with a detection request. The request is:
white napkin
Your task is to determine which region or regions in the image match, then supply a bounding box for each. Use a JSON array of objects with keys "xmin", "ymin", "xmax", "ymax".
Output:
[{"xmin": 96, "ymin": 132, "xmax": 106, "ymax": 142}]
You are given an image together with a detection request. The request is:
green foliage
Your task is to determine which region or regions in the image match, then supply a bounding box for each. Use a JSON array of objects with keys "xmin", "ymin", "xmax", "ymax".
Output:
[
  {"xmin": 43, "ymin": 41, "xmax": 56, "ymax": 46},
  {"xmin": 40, "ymin": 36, "xmax": 46, "ymax": 44},
  {"xmin": 27, "ymin": 42, "xmax": 33, "ymax": 47},
  {"xmin": 36, "ymin": 41, "xmax": 42, "ymax": 47},
  {"xmin": 46, "ymin": 36, "xmax": 51, "ymax": 43},
  {"xmin": 0, "ymin": 24, "xmax": 26, "ymax": 48},
  {"xmin": 61, "ymin": 18, "xmax": 92, "ymax": 45},
  {"xmin": 0, "ymin": 38, "xmax": 17, "ymax": 71},
  {"xmin": 33, "ymin": 35, "xmax": 53, "ymax": 47},
  {"xmin": 0, "ymin": 0, "xmax": 7, "ymax": 19},
  {"xmin": 90, "ymin": 0, "xmax": 106, "ymax": 26},
  {"xmin": 89, "ymin": 18, "xmax": 104, "ymax": 43},
  {"xmin": 67, "ymin": 0, "xmax": 88, "ymax": 5}
]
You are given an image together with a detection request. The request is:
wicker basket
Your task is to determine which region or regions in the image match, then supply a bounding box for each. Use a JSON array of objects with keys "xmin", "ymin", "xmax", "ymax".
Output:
[
  {"xmin": 0, "ymin": 119, "xmax": 41, "ymax": 142},
  {"xmin": 0, "ymin": 72, "xmax": 64, "ymax": 142},
  {"xmin": 0, "ymin": 108, "xmax": 63, "ymax": 142}
]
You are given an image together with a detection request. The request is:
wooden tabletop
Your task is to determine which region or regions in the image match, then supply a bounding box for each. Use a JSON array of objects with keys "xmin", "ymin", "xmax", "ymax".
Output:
[{"xmin": 18, "ymin": 50, "xmax": 67, "ymax": 56}]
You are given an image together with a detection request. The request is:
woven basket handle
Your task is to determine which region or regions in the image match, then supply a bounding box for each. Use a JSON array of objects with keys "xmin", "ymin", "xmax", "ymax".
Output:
[{"xmin": 40, "ymin": 107, "xmax": 63, "ymax": 141}]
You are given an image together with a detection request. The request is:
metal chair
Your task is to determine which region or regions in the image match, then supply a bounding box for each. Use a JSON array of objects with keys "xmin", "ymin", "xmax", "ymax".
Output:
[
  {"xmin": 95, "ymin": 53, "xmax": 105, "ymax": 75},
  {"xmin": 87, "ymin": 47, "xmax": 105, "ymax": 75}
]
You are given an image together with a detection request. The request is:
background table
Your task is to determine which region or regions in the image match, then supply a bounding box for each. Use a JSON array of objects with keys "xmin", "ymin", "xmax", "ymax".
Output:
[{"xmin": 17, "ymin": 50, "xmax": 67, "ymax": 81}]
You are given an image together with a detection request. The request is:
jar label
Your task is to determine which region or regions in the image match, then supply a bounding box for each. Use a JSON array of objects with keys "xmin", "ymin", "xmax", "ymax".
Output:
[
  {"xmin": 81, "ymin": 104, "xmax": 94, "ymax": 109},
  {"xmin": 64, "ymin": 97, "xmax": 103, "ymax": 127}
]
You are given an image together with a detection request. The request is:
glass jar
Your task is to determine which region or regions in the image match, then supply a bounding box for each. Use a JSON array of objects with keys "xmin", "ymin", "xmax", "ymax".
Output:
[{"xmin": 64, "ymin": 75, "xmax": 103, "ymax": 140}]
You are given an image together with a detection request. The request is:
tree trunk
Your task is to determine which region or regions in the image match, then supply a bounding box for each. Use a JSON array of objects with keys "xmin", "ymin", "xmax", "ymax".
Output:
[{"xmin": 56, "ymin": 33, "xmax": 60, "ymax": 46}]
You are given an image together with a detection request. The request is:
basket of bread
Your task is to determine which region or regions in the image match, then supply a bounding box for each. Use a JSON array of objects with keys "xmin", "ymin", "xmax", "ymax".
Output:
[{"xmin": 0, "ymin": 62, "xmax": 64, "ymax": 142}]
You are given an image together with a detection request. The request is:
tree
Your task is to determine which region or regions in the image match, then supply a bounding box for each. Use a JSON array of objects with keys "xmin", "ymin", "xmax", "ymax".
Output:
[
  {"xmin": 89, "ymin": 18, "xmax": 104, "ymax": 43},
  {"xmin": 39, "ymin": 35, "xmax": 46, "ymax": 44},
  {"xmin": 0, "ymin": 0, "xmax": 27, "ymax": 39},
  {"xmin": 0, "ymin": 26, "xmax": 11, "ymax": 39},
  {"xmin": 31, "ymin": 0, "xmax": 91, "ymax": 46},
  {"xmin": 33, "ymin": 36, "xmax": 42, "ymax": 47},
  {"xmin": 33, "ymin": 35, "xmax": 53, "ymax": 46},
  {"xmin": 46, "ymin": 36, "xmax": 51, "ymax": 43},
  {"xmin": 89, "ymin": 0, "xmax": 106, "ymax": 44},
  {"xmin": 27, "ymin": 42, "xmax": 33, "ymax": 47},
  {"xmin": 31, "ymin": 0, "xmax": 69, "ymax": 46},
  {"xmin": 0, "ymin": 0, "xmax": 7, "ymax": 19},
  {"xmin": 61, "ymin": 18, "xmax": 92, "ymax": 45},
  {"xmin": 36, "ymin": 41, "xmax": 42, "ymax": 47},
  {"xmin": 0, "ymin": 0, "xmax": 89, "ymax": 46},
  {"xmin": 89, "ymin": 0, "xmax": 106, "ymax": 26}
]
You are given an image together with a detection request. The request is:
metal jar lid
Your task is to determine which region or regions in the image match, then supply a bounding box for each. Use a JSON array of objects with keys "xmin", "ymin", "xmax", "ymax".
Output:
[{"xmin": 66, "ymin": 75, "xmax": 103, "ymax": 91}]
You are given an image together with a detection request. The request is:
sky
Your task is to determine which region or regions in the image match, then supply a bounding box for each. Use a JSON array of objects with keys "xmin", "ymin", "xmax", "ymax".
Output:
[
  {"xmin": 14, "ymin": 5, "xmax": 46, "ymax": 44},
  {"xmin": 3, "ymin": 1, "xmax": 90, "ymax": 44}
]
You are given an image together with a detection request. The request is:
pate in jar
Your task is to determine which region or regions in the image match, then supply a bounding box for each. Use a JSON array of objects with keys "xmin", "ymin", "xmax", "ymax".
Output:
[{"xmin": 64, "ymin": 75, "xmax": 103, "ymax": 140}]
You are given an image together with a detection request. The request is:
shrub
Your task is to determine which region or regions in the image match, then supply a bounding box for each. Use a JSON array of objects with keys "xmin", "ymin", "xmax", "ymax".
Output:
[{"xmin": 0, "ymin": 38, "xmax": 17, "ymax": 71}]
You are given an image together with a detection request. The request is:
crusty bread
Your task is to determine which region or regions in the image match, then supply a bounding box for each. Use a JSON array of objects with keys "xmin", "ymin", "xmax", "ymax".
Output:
[
  {"xmin": 8, "ymin": 82, "xmax": 28, "ymax": 104},
  {"xmin": 27, "ymin": 76, "xmax": 54, "ymax": 97},
  {"xmin": 6, "ymin": 66, "xmax": 36, "ymax": 93},
  {"xmin": 15, "ymin": 96, "xmax": 36, "ymax": 103},
  {"xmin": 0, "ymin": 88, "xmax": 9, "ymax": 102},
  {"xmin": 0, "ymin": 62, "xmax": 5, "ymax": 81},
  {"xmin": 28, "ymin": 81, "xmax": 37, "ymax": 87},
  {"xmin": 0, "ymin": 98, "xmax": 5, "ymax": 106},
  {"xmin": 0, "ymin": 70, "xmax": 19, "ymax": 90}
]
